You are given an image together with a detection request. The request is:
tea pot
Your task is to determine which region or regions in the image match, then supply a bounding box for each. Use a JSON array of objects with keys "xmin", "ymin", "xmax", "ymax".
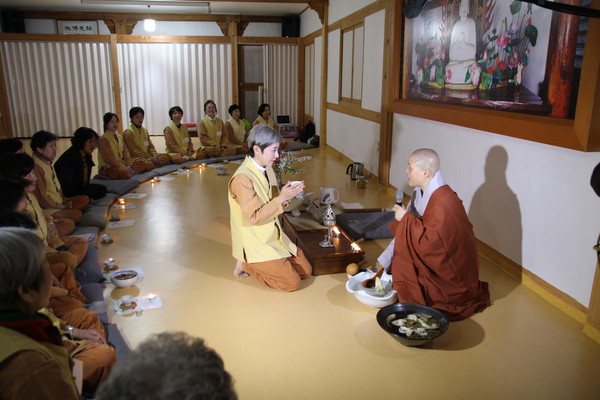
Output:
[
  {"xmin": 319, "ymin": 186, "xmax": 339, "ymax": 205},
  {"xmin": 346, "ymin": 162, "xmax": 364, "ymax": 180}
]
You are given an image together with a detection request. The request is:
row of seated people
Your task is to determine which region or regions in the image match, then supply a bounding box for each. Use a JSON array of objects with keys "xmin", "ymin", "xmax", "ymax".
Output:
[
  {"xmin": 98, "ymin": 101, "xmax": 281, "ymax": 180},
  {"xmin": 0, "ymin": 140, "xmax": 118, "ymax": 398}
]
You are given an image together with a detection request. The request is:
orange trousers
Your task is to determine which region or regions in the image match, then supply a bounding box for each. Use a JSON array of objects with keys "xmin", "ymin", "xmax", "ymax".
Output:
[{"xmin": 243, "ymin": 248, "xmax": 312, "ymax": 292}]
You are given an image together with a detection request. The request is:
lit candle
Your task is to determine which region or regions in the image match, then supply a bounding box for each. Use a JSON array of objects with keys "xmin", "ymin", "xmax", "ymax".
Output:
[
  {"xmin": 351, "ymin": 243, "xmax": 361, "ymax": 252},
  {"xmin": 201, "ymin": 163, "xmax": 206, "ymax": 168},
  {"xmin": 148, "ymin": 293, "xmax": 156, "ymax": 300},
  {"xmin": 104, "ymin": 258, "xmax": 115, "ymax": 266},
  {"xmin": 332, "ymin": 226, "xmax": 341, "ymax": 237},
  {"xmin": 118, "ymin": 198, "xmax": 126, "ymax": 205}
]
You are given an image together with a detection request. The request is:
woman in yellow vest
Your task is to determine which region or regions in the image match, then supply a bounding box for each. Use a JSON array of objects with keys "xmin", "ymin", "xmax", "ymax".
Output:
[
  {"xmin": 30, "ymin": 131, "xmax": 88, "ymax": 235},
  {"xmin": 196, "ymin": 100, "xmax": 236, "ymax": 158},
  {"xmin": 223, "ymin": 104, "xmax": 249, "ymax": 155},
  {"xmin": 98, "ymin": 112, "xmax": 152, "ymax": 179},
  {"xmin": 228, "ymin": 124, "xmax": 312, "ymax": 291},
  {"xmin": 164, "ymin": 106, "xmax": 206, "ymax": 163},
  {"xmin": 123, "ymin": 107, "xmax": 171, "ymax": 169},
  {"xmin": 0, "ymin": 227, "xmax": 80, "ymax": 400},
  {"xmin": 252, "ymin": 103, "xmax": 278, "ymax": 130}
]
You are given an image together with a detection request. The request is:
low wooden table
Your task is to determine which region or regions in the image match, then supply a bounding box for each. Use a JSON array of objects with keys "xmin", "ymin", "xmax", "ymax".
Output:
[{"xmin": 281, "ymin": 213, "xmax": 365, "ymax": 276}]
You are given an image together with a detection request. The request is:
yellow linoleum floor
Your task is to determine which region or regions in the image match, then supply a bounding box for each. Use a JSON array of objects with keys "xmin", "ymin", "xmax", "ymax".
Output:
[{"xmin": 97, "ymin": 145, "xmax": 600, "ymax": 400}]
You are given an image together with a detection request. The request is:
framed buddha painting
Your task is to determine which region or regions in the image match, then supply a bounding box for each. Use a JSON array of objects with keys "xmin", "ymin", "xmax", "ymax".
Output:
[{"xmin": 389, "ymin": 0, "xmax": 600, "ymax": 151}]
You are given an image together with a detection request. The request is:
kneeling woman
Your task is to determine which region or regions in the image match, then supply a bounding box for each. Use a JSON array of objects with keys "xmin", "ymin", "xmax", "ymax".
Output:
[{"xmin": 228, "ymin": 125, "xmax": 312, "ymax": 291}]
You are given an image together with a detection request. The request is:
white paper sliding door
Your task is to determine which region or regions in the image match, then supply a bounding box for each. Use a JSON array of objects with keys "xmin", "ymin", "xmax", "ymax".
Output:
[
  {"xmin": 118, "ymin": 42, "xmax": 232, "ymax": 135},
  {"xmin": 263, "ymin": 44, "xmax": 297, "ymax": 126},
  {"xmin": 0, "ymin": 41, "xmax": 114, "ymax": 137}
]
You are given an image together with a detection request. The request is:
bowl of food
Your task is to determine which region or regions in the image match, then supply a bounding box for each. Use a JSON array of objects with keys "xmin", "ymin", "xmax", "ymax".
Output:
[
  {"xmin": 109, "ymin": 269, "xmax": 139, "ymax": 288},
  {"xmin": 376, "ymin": 303, "xmax": 449, "ymax": 347},
  {"xmin": 215, "ymin": 167, "xmax": 227, "ymax": 176},
  {"xmin": 346, "ymin": 271, "xmax": 397, "ymax": 308}
]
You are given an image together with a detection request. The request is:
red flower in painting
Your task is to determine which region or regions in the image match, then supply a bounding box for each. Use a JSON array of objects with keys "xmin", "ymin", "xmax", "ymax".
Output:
[
  {"xmin": 496, "ymin": 33, "xmax": 509, "ymax": 48},
  {"xmin": 446, "ymin": 68, "xmax": 452, "ymax": 81},
  {"xmin": 496, "ymin": 59, "xmax": 506, "ymax": 71},
  {"xmin": 487, "ymin": 66, "xmax": 496, "ymax": 74},
  {"xmin": 526, "ymin": 17, "xmax": 532, "ymax": 27}
]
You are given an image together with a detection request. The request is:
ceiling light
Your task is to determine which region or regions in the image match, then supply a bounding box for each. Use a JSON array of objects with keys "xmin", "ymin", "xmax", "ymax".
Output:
[{"xmin": 144, "ymin": 5, "xmax": 156, "ymax": 32}]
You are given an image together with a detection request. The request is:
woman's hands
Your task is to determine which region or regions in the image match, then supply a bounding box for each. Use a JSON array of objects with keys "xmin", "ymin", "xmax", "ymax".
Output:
[
  {"xmin": 72, "ymin": 328, "xmax": 106, "ymax": 345},
  {"xmin": 277, "ymin": 181, "xmax": 305, "ymax": 204}
]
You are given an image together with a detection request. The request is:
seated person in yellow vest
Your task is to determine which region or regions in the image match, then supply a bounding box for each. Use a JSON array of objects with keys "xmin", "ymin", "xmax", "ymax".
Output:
[
  {"xmin": 123, "ymin": 107, "xmax": 171, "ymax": 169},
  {"xmin": 98, "ymin": 112, "xmax": 151, "ymax": 179},
  {"xmin": 223, "ymin": 104, "xmax": 249, "ymax": 155},
  {"xmin": 164, "ymin": 106, "xmax": 206, "ymax": 163},
  {"xmin": 228, "ymin": 124, "xmax": 312, "ymax": 292},
  {"xmin": 30, "ymin": 131, "xmax": 89, "ymax": 230},
  {"xmin": 40, "ymin": 308, "xmax": 117, "ymax": 396},
  {"xmin": 0, "ymin": 153, "xmax": 88, "ymax": 270},
  {"xmin": 0, "ymin": 227, "xmax": 80, "ymax": 400},
  {"xmin": 252, "ymin": 103, "xmax": 278, "ymax": 130},
  {"xmin": 0, "ymin": 177, "xmax": 87, "ymax": 318},
  {"xmin": 197, "ymin": 100, "xmax": 237, "ymax": 158}
]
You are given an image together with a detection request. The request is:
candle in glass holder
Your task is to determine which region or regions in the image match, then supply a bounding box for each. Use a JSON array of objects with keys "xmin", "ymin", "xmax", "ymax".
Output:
[
  {"xmin": 351, "ymin": 242, "xmax": 361, "ymax": 252},
  {"xmin": 118, "ymin": 198, "xmax": 126, "ymax": 205},
  {"xmin": 148, "ymin": 293, "xmax": 156, "ymax": 300},
  {"xmin": 332, "ymin": 226, "xmax": 341, "ymax": 237}
]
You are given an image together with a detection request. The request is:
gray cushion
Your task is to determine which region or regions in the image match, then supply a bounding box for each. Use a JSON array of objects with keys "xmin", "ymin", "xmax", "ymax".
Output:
[
  {"xmin": 93, "ymin": 193, "xmax": 119, "ymax": 207},
  {"xmin": 78, "ymin": 206, "xmax": 108, "ymax": 228},
  {"xmin": 287, "ymin": 142, "xmax": 316, "ymax": 151},
  {"xmin": 105, "ymin": 323, "xmax": 131, "ymax": 360},
  {"xmin": 80, "ymin": 283, "xmax": 105, "ymax": 303},
  {"xmin": 153, "ymin": 164, "xmax": 181, "ymax": 175},
  {"xmin": 130, "ymin": 170, "xmax": 158, "ymax": 183},
  {"xmin": 336, "ymin": 211, "xmax": 395, "ymax": 241},
  {"xmin": 74, "ymin": 243, "xmax": 105, "ymax": 284},
  {"xmin": 70, "ymin": 226, "xmax": 100, "ymax": 241},
  {"xmin": 91, "ymin": 179, "xmax": 139, "ymax": 195}
]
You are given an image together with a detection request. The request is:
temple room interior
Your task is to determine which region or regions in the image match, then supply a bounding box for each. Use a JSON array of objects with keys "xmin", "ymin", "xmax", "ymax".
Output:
[{"xmin": 0, "ymin": 0, "xmax": 599, "ymax": 399}]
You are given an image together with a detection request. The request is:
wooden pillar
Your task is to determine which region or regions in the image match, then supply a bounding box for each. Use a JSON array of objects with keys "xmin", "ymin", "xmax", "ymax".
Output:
[
  {"xmin": 232, "ymin": 35, "xmax": 239, "ymax": 105},
  {"xmin": 298, "ymin": 38, "xmax": 305, "ymax": 130},
  {"xmin": 319, "ymin": 3, "xmax": 329, "ymax": 145},
  {"xmin": 378, "ymin": 0, "xmax": 395, "ymax": 186},
  {"xmin": 109, "ymin": 34, "xmax": 123, "ymax": 132},
  {"xmin": 0, "ymin": 50, "xmax": 14, "ymax": 138},
  {"xmin": 546, "ymin": 0, "xmax": 581, "ymax": 118}
]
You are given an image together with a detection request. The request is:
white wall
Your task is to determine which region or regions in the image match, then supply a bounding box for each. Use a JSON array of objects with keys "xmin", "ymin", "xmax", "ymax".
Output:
[
  {"xmin": 313, "ymin": 36, "xmax": 322, "ymax": 136},
  {"xmin": 361, "ymin": 10, "xmax": 385, "ymax": 112},
  {"xmin": 390, "ymin": 114, "xmax": 600, "ymax": 306},
  {"xmin": 300, "ymin": 8, "xmax": 322, "ymax": 36},
  {"xmin": 243, "ymin": 22, "xmax": 281, "ymax": 37},
  {"xmin": 329, "ymin": 0, "xmax": 375, "ymax": 24}
]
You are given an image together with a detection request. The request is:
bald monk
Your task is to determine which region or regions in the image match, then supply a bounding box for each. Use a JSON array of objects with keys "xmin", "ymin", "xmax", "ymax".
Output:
[
  {"xmin": 197, "ymin": 100, "xmax": 236, "ymax": 158},
  {"xmin": 386, "ymin": 148, "xmax": 490, "ymax": 320},
  {"xmin": 123, "ymin": 107, "xmax": 171, "ymax": 169}
]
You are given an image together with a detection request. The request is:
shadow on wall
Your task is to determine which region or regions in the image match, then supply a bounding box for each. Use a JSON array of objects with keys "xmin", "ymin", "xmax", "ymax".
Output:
[{"xmin": 468, "ymin": 146, "xmax": 522, "ymax": 291}]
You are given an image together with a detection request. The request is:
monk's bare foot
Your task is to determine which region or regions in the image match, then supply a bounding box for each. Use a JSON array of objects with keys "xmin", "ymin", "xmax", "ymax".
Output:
[{"xmin": 233, "ymin": 260, "xmax": 249, "ymax": 278}]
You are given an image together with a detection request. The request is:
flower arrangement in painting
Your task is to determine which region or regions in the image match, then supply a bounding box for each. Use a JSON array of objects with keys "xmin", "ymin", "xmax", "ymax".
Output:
[
  {"xmin": 414, "ymin": 8, "xmax": 448, "ymax": 89},
  {"xmin": 472, "ymin": 0, "xmax": 538, "ymax": 90}
]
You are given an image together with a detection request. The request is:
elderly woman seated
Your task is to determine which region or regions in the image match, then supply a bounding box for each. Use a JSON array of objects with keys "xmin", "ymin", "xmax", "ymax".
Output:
[{"xmin": 0, "ymin": 227, "xmax": 79, "ymax": 399}]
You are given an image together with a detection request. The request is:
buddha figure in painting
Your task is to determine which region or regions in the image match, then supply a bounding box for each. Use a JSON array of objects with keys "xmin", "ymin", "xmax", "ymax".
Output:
[{"xmin": 445, "ymin": 0, "xmax": 477, "ymax": 89}]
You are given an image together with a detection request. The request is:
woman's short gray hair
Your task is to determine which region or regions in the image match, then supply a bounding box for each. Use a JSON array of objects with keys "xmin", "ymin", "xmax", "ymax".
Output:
[
  {"xmin": 247, "ymin": 124, "xmax": 282, "ymax": 157},
  {"xmin": 0, "ymin": 227, "xmax": 45, "ymax": 310}
]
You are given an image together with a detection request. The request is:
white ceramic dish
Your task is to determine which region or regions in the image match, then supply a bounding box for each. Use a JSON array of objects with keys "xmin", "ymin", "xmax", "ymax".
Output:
[
  {"xmin": 110, "ymin": 269, "xmax": 139, "ymax": 288},
  {"xmin": 346, "ymin": 271, "xmax": 397, "ymax": 308}
]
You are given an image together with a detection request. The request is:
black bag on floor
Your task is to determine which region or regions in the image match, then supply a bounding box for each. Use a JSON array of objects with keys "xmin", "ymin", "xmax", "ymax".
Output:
[{"xmin": 295, "ymin": 121, "xmax": 315, "ymax": 143}]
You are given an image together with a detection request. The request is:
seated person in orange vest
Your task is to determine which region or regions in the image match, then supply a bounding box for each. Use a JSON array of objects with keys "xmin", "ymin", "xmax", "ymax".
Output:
[
  {"xmin": 385, "ymin": 148, "xmax": 490, "ymax": 320},
  {"xmin": 123, "ymin": 107, "xmax": 170, "ymax": 169},
  {"xmin": 98, "ymin": 112, "xmax": 152, "ymax": 179},
  {"xmin": 0, "ymin": 227, "xmax": 80, "ymax": 400},
  {"xmin": 54, "ymin": 127, "xmax": 107, "ymax": 200},
  {"xmin": 223, "ymin": 104, "xmax": 249, "ymax": 155},
  {"xmin": 228, "ymin": 124, "xmax": 312, "ymax": 292},
  {"xmin": 164, "ymin": 106, "xmax": 206, "ymax": 163},
  {"xmin": 196, "ymin": 100, "xmax": 236, "ymax": 158},
  {"xmin": 30, "ymin": 131, "xmax": 89, "ymax": 233}
]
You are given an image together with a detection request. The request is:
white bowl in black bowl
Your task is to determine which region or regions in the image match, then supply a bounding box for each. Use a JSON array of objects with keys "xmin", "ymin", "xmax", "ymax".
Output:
[{"xmin": 376, "ymin": 303, "xmax": 449, "ymax": 347}]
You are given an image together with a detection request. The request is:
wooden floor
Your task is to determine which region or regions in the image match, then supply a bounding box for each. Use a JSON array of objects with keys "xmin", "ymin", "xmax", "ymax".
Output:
[{"xmin": 96, "ymin": 144, "xmax": 600, "ymax": 399}]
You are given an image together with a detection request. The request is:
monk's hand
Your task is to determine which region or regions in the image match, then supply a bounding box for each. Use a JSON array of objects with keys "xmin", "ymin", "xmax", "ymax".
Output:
[
  {"xmin": 278, "ymin": 181, "xmax": 305, "ymax": 203},
  {"xmin": 393, "ymin": 204, "xmax": 407, "ymax": 221},
  {"xmin": 72, "ymin": 328, "xmax": 106, "ymax": 345}
]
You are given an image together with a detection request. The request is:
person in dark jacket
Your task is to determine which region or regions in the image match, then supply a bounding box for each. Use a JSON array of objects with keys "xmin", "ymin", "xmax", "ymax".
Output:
[{"xmin": 55, "ymin": 127, "xmax": 106, "ymax": 200}]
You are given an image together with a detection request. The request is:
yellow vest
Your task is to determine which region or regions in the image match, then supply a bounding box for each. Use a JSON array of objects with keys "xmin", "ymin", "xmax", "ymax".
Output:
[
  {"xmin": 125, "ymin": 123, "xmax": 152, "ymax": 154},
  {"xmin": 228, "ymin": 157, "xmax": 296, "ymax": 263},
  {"xmin": 165, "ymin": 122, "xmax": 190, "ymax": 155},
  {"xmin": 0, "ymin": 325, "xmax": 75, "ymax": 391},
  {"xmin": 256, "ymin": 116, "xmax": 277, "ymax": 130},
  {"xmin": 227, "ymin": 117, "xmax": 247, "ymax": 144},
  {"xmin": 199, "ymin": 116, "xmax": 224, "ymax": 148},
  {"xmin": 98, "ymin": 130, "xmax": 124, "ymax": 170},
  {"xmin": 26, "ymin": 192, "xmax": 48, "ymax": 245},
  {"xmin": 34, "ymin": 156, "xmax": 63, "ymax": 208}
]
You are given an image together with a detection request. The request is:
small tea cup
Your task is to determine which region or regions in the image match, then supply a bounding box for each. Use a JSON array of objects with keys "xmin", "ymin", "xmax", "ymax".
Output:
[
  {"xmin": 101, "ymin": 234, "xmax": 111, "ymax": 243},
  {"xmin": 121, "ymin": 295, "xmax": 135, "ymax": 306}
]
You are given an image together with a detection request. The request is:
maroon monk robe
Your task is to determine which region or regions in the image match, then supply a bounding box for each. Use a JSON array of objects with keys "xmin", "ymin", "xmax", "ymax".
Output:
[{"xmin": 389, "ymin": 185, "xmax": 490, "ymax": 320}]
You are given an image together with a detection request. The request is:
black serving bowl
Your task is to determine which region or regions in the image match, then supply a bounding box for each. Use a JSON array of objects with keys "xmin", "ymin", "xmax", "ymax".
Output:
[{"xmin": 376, "ymin": 303, "xmax": 449, "ymax": 347}]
